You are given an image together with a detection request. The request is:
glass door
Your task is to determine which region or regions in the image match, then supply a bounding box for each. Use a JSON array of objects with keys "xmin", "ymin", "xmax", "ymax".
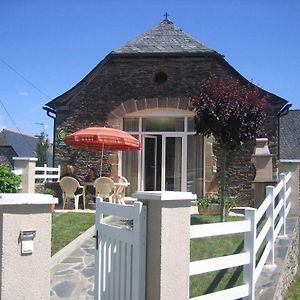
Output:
[
  {"xmin": 143, "ymin": 135, "xmax": 161, "ymax": 191},
  {"xmin": 163, "ymin": 136, "xmax": 182, "ymax": 191},
  {"xmin": 143, "ymin": 134, "xmax": 182, "ymax": 192},
  {"xmin": 123, "ymin": 114, "xmax": 204, "ymax": 195}
]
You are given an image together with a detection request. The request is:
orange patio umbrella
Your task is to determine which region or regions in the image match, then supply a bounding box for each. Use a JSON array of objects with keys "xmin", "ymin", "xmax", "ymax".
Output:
[{"xmin": 64, "ymin": 127, "xmax": 141, "ymax": 176}]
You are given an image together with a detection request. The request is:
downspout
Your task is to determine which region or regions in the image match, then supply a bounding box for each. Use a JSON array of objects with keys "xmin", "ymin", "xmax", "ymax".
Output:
[{"xmin": 43, "ymin": 106, "xmax": 56, "ymax": 167}]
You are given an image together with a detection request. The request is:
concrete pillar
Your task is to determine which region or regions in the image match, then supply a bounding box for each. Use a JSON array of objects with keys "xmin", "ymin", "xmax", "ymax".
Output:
[
  {"xmin": 252, "ymin": 138, "xmax": 273, "ymax": 182},
  {"xmin": 252, "ymin": 138, "xmax": 276, "ymax": 207},
  {"xmin": 132, "ymin": 191, "xmax": 196, "ymax": 300},
  {"xmin": 0, "ymin": 193, "xmax": 58, "ymax": 300},
  {"xmin": 13, "ymin": 157, "xmax": 37, "ymax": 193}
]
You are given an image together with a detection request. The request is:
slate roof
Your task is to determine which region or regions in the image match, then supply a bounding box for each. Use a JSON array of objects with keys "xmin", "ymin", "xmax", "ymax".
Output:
[
  {"xmin": 280, "ymin": 110, "xmax": 300, "ymax": 160},
  {"xmin": 45, "ymin": 18, "xmax": 287, "ymax": 110},
  {"xmin": 113, "ymin": 19, "xmax": 217, "ymax": 55},
  {"xmin": 0, "ymin": 128, "xmax": 37, "ymax": 157}
]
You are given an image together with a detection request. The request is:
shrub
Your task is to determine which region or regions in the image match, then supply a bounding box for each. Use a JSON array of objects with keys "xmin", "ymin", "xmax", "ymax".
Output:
[
  {"xmin": 0, "ymin": 164, "xmax": 22, "ymax": 193},
  {"xmin": 42, "ymin": 187, "xmax": 55, "ymax": 196},
  {"xmin": 35, "ymin": 184, "xmax": 55, "ymax": 196},
  {"xmin": 197, "ymin": 193, "xmax": 235, "ymax": 208}
]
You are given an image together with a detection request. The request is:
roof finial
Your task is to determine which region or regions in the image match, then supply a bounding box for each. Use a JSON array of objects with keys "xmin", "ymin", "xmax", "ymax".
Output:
[{"xmin": 164, "ymin": 12, "xmax": 170, "ymax": 20}]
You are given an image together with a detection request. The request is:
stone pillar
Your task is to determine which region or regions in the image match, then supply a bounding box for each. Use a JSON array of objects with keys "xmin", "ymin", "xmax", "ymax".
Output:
[
  {"xmin": 0, "ymin": 193, "xmax": 58, "ymax": 299},
  {"xmin": 13, "ymin": 157, "xmax": 37, "ymax": 193},
  {"xmin": 204, "ymin": 136, "xmax": 218, "ymax": 194},
  {"xmin": 108, "ymin": 153, "xmax": 118, "ymax": 181},
  {"xmin": 132, "ymin": 191, "xmax": 196, "ymax": 300}
]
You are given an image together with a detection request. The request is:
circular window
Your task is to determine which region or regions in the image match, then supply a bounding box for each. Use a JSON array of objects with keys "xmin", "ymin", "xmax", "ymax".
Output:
[{"xmin": 154, "ymin": 72, "xmax": 168, "ymax": 84}]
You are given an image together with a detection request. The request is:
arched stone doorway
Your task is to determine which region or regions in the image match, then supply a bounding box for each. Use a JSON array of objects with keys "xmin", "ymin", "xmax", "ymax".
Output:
[{"xmin": 107, "ymin": 97, "xmax": 207, "ymax": 196}]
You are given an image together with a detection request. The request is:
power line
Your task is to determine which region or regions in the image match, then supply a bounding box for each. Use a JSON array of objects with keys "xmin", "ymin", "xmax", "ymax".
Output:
[
  {"xmin": 0, "ymin": 98, "xmax": 23, "ymax": 134},
  {"xmin": 0, "ymin": 57, "xmax": 52, "ymax": 151},
  {"xmin": 0, "ymin": 97, "xmax": 36, "ymax": 153},
  {"xmin": 0, "ymin": 57, "xmax": 51, "ymax": 100},
  {"xmin": 0, "ymin": 56, "xmax": 52, "ymax": 150}
]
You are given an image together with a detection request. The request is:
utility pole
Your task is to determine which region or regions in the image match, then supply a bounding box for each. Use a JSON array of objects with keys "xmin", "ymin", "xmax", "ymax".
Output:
[{"xmin": 35, "ymin": 122, "xmax": 46, "ymax": 135}]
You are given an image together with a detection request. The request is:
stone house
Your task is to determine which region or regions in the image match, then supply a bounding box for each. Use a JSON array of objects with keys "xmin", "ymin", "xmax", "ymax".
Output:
[
  {"xmin": 0, "ymin": 128, "xmax": 37, "ymax": 168},
  {"xmin": 44, "ymin": 18, "xmax": 288, "ymax": 206}
]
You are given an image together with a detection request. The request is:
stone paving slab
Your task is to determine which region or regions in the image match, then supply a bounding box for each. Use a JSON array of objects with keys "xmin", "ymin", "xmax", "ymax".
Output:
[{"xmin": 50, "ymin": 237, "xmax": 95, "ymax": 299}]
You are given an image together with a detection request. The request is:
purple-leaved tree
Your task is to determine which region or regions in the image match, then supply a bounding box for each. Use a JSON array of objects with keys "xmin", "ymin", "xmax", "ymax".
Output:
[{"xmin": 191, "ymin": 75, "xmax": 268, "ymax": 221}]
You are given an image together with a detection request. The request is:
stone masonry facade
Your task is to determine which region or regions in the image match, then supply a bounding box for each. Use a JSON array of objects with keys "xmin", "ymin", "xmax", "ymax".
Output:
[{"xmin": 49, "ymin": 53, "xmax": 285, "ymax": 206}]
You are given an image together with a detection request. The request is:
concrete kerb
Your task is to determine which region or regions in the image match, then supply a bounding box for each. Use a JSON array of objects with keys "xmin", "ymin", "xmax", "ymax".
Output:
[{"xmin": 51, "ymin": 225, "xmax": 96, "ymax": 268}]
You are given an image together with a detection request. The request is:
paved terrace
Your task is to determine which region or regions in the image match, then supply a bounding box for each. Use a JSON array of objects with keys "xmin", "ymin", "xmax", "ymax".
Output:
[{"xmin": 51, "ymin": 236, "xmax": 95, "ymax": 300}]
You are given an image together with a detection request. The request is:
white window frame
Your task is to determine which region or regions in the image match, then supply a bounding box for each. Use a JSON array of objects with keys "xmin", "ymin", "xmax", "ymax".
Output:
[{"xmin": 122, "ymin": 108, "xmax": 202, "ymax": 192}]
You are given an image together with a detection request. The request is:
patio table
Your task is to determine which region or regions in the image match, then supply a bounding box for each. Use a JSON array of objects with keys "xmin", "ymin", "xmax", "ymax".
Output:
[
  {"xmin": 81, "ymin": 181, "xmax": 94, "ymax": 208},
  {"xmin": 82, "ymin": 180, "xmax": 130, "ymax": 206}
]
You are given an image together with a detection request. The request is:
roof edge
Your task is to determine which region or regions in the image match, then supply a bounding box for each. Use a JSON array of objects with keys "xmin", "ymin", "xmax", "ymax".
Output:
[
  {"xmin": 109, "ymin": 51, "xmax": 222, "ymax": 59},
  {"xmin": 46, "ymin": 53, "xmax": 112, "ymax": 108},
  {"xmin": 216, "ymin": 56, "xmax": 288, "ymax": 107}
]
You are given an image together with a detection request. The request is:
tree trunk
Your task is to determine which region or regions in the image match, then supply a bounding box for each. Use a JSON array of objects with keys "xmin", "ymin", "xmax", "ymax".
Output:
[{"xmin": 220, "ymin": 148, "xmax": 227, "ymax": 222}]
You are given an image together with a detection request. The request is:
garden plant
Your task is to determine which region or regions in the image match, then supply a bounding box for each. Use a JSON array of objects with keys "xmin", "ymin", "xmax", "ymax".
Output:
[
  {"xmin": 197, "ymin": 193, "xmax": 235, "ymax": 208},
  {"xmin": 0, "ymin": 164, "xmax": 21, "ymax": 193}
]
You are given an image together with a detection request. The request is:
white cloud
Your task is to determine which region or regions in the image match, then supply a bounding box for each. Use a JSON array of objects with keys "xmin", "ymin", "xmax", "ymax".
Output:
[{"xmin": 19, "ymin": 91, "xmax": 29, "ymax": 96}]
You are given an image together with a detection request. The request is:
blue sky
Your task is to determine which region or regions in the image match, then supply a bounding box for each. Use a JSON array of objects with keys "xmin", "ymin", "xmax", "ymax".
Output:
[{"xmin": 0, "ymin": 1, "xmax": 299, "ymax": 141}]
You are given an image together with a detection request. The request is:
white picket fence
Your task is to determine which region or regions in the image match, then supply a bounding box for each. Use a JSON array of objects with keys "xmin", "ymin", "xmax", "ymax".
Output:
[
  {"xmin": 13, "ymin": 164, "xmax": 60, "ymax": 183},
  {"xmin": 189, "ymin": 172, "xmax": 291, "ymax": 300},
  {"xmin": 35, "ymin": 164, "xmax": 60, "ymax": 183},
  {"xmin": 12, "ymin": 169, "xmax": 23, "ymax": 176},
  {"xmin": 95, "ymin": 198, "xmax": 146, "ymax": 300}
]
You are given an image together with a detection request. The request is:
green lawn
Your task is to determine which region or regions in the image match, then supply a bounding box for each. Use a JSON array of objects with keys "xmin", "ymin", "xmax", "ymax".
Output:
[
  {"xmin": 51, "ymin": 212, "xmax": 95, "ymax": 255},
  {"xmin": 190, "ymin": 215, "xmax": 244, "ymax": 298}
]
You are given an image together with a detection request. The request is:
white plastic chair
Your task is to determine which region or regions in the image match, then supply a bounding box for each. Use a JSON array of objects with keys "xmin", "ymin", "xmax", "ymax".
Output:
[
  {"xmin": 118, "ymin": 176, "xmax": 129, "ymax": 185},
  {"xmin": 59, "ymin": 176, "xmax": 84, "ymax": 210},
  {"xmin": 113, "ymin": 176, "xmax": 130, "ymax": 204},
  {"xmin": 93, "ymin": 177, "xmax": 115, "ymax": 202}
]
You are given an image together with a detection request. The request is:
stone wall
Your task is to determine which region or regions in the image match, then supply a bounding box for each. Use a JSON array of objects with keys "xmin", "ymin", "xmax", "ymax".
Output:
[
  {"xmin": 52, "ymin": 55, "xmax": 284, "ymax": 205},
  {"xmin": 274, "ymin": 216, "xmax": 299, "ymax": 299}
]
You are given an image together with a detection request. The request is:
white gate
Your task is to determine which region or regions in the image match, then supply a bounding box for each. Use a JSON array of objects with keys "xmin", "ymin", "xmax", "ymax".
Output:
[{"xmin": 95, "ymin": 198, "xmax": 146, "ymax": 300}]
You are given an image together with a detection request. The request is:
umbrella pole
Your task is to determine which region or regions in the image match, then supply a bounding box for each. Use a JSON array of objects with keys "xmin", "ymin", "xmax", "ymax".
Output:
[{"xmin": 100, "ymin": 143, "xmax": 104, "ymax": 177}]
